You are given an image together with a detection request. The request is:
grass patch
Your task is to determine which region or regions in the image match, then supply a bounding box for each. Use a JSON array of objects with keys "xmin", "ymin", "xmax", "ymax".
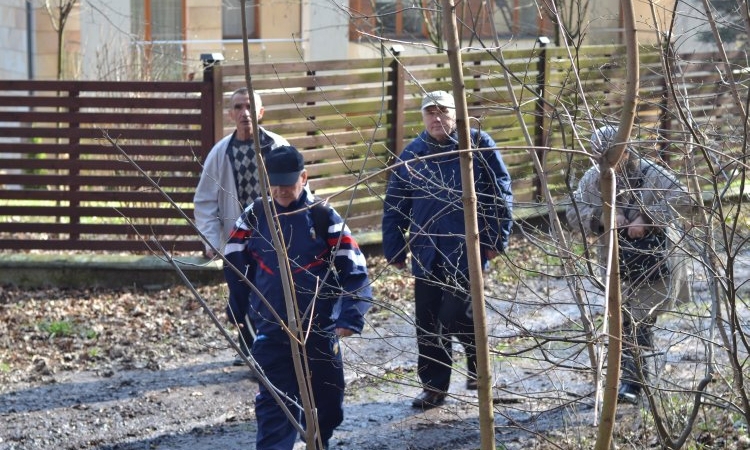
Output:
[
  {"xmin": 38, "ymin": 320, "xmax": 97, "ymax": 339},
  {"xmin": 39, "ymin": 320, "xmax": 74, "ymax": 337}
]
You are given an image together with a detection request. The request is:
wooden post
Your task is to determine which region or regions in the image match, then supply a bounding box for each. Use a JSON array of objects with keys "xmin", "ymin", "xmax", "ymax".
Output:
[
  {"xmin": 533, "ymin": 37, "xmax": 550, "ymax": 202},
  {"xmin": 68, "ymin": 88, "xmax": 80, "ymax": 243},
  {"xmin": 658, "ymin": 41, "xmax": 676, "ymax": 165},
  {"xmin": 388, "ymin": 56, "xmax": 405, "ymax": 159},
  {"xmin": 201, "ymin": 53, "xmax": 224, "ymax": 160}
]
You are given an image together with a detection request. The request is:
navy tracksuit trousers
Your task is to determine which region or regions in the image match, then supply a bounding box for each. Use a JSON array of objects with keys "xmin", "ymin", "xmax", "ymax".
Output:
[{"xmin": 252, "ymin": 331, "xmax": 344, "ymax": 450}]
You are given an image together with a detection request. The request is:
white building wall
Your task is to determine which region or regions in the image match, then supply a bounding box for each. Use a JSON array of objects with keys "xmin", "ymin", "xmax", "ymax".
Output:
[
  {"xmin": 304, "ymin": 0, "xmax": 348, "ymax": 61},
  {"xmin": 0, "ymin": 1, "xmax": 29, "ymax": 188},
  {"xmin": 669, "ymin": 0, "xmax": 741, "ymax": 53},
  {"xmin": 0, "ymin": 1, "xmax": 30, "ymax": 80},
  {"xmin": 79, "ymin": 0, "xmax": 132, "ymax": 80}
]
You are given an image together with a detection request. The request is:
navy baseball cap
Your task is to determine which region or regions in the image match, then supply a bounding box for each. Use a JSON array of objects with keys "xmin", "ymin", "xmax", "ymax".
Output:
[{"xmin": 265, "ymin": 145, "xmax": 305, "ymax": 186}]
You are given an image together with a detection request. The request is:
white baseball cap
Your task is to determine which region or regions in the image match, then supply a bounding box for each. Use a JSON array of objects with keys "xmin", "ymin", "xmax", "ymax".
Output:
[
  {"xmin": 590, "ymin": 125, "xmax": 618, "ymax": 153},
  {"xmin": 421, "ymin": 90, "xmax": 455, "ymax": 110}
]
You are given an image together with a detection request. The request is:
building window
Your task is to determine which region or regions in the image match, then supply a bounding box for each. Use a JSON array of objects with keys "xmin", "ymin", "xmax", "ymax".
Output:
[
  {"xmin": 131, "ymin": 0, "xmax": 185, "ymax": 80},
  {"xmin": 349, "ymin": 0, "xmax": 427, "ymax": 39},
  {"xmin": 374, "ymin": 0, "xmax": 425, "ymax": 37},
  {"xmin": 223, "ymin": 0, "xmax": 258, "ymax": 39},
  {"xmin": 349, "ymin": 0, "xmax": 541, "ymax": 41},
  {"xmin": 492, "ymin": 0, "xmax": 540, "ymax": 38}
]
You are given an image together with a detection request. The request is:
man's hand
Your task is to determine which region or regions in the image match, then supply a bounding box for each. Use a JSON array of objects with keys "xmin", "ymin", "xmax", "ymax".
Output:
[
  {"xmin": 486, "ymin": 250, "xmax": 500, "ymax": 261},
  {"xmin": 204, "ymin": 248, "xmax": 217, "ymax": 259},
  {"xmin": 335, "ymin": 328, "xmax": 354, "ymax": 338},
  {"xmin": 626, "ymin": 214, "xmax": 648, "ymax": 239},
  {"xmin": 389, "ymin": 261, "xmax": 406, "ymax": 270},
  {"xmin": 615, "ymin": 213, "xmax": 628, "ymax": 228}
]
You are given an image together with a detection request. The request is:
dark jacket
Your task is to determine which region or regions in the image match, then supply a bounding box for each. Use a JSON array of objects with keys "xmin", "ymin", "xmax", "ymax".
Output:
[
  {"xmin": 224, "ymin": 190, "xmax": 372, "ymax": 337},
  {"xmin": 382, "ymin": 129, "xmax": 513, "ymax": 277}
]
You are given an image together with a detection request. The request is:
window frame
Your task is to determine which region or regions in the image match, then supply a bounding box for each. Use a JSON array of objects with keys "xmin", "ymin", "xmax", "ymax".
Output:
[
  {"xmin": 348, "ymin": 0, "xmax": 545, "ymax": 41},
  {"xmin": 222, "ymin": 0, "xmax": 259, "ymax": 40},
  {"xmin": 131, "ymin": 0, "xmax": 186, "ymax": 80}
]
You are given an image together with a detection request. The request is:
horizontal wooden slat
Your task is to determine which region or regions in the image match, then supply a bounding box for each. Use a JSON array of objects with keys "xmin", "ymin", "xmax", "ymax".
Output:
[
  {"xmin": 0, "ymin": 126, "xmax": 202, "ymax": 141},
  {"xmin": 0, "ymin": 190, "xmax": 196, "ymax": 203},
  {"xmin": 0, "ymin": 143, "xmax": 203, "ymax": 157},
  {"xmin": 0, "ymin": 239, "xmax": 202, "ymax": 252},
  {"xmin": 0, "ymin": 205, "xmax": 194, "ymax": 219},
  {"xmin": 0, "ymin": 222, "xmax": 197, "ymax": 235},
  {"xmin": 221, "ymin": 58, "xmax": 390, "ymax": 77},
  {"xmin": 0, "ymin": 175, "xmax": 198, "ymax": 188},
  {"xmin": 309, "ymin": 173, "xmax": 387, "ymax": 192},
  {"xmin": 287, "ymin": 129, "xmax": 389, "ymax": 150},
  {"xmin": 0, "ymin": 95, "xmax": 203, "ymax": 110},
  {"xmin": 0, "ymin": 79, "xmax": 205, "ymax": 93},
  {"xmin": 0, "ymin": 158, "xmax": 200, "ymax": 172},
  {"xmin": 0, "ymin": 111, "xmax": 203, "ymax": 125}
]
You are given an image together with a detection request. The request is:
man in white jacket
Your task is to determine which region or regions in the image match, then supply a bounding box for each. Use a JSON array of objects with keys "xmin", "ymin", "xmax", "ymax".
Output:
[
  {"xmin": 193, "ymin": 88, "xmax": 288, "ymax": 368},
  {"xmin": 194, "ymin": 88, "xmax": 289, "ymax": 259}
]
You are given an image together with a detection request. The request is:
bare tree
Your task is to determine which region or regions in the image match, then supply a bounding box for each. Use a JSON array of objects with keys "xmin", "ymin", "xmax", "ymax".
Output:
[
  {"xmin": 41, "ymin": 0, "xmax": 78, "ymax": 80},
  {"xmin": 98, "ymin": 0, "xmax": 749, "ymax": 447}
]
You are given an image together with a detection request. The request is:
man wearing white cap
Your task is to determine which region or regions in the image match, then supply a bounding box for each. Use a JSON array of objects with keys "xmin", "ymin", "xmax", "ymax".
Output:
[
  {"xmin": 566, "ymin": 125, "xmax": 694, "ymax": 405},
  {"xmin": 382, "ymin": 90, "xmax": 514, "ymax": 409}
]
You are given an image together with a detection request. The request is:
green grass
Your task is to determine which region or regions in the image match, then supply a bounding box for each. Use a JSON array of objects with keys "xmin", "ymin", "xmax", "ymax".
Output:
[
  {"xmin": 84, "ymin": 329, "xmax": 98, "ymax": 339},
  {"xmin": 39, "ymin": 320, "xmax": 74, "ymax": 337},
  {"xmin": 38, "ymin": 320, "xmax": 98, "ymax": 339}
]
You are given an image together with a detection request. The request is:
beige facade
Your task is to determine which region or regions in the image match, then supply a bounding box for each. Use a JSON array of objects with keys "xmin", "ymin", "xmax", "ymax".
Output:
[
  {"xmin": 34, "ymin": 5, "xmax": 81, "ymax": 79},
  {"xmin": 221, "ymin": 0, "xmax": 303, "ymax": 64},
  {"xmin": 184, "ymin": 0, "xmax": 222, "ymax": 64},
  {"xmin": 1, "ymin": 0, "xmax": 703, "ymax": 81}
]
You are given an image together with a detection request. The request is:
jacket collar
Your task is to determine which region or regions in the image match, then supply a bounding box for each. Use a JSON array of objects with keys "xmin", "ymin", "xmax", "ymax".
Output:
[
  {"xmin": 273, "ymin": 189, "xmax": 310, "ymax": 213},
  {"xmin": 228, "ymin": 128, "xmax": 270, "ymax": 146},
  {"xmin": 416, "ymin": 129, "xmax": 461, "ymax": 156}
]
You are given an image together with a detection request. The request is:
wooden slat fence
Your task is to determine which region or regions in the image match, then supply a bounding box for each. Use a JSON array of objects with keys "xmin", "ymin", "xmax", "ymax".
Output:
[
  {"xmin": 0, "ymin": 78, "xmax": 216, "ymax": 252},
  {"xmin": 1, "ymin": 45, "xmax": 747, "ymax": 253}
]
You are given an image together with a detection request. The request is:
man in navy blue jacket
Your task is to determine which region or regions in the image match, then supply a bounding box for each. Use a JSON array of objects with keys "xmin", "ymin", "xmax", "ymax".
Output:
[
  {"xmin": 224, "ymin": 145, "xmax": 372, "ymax": 449},
  {"xmin": 382, "ymin": 90, "xmax": 513, "ymax": 409}
]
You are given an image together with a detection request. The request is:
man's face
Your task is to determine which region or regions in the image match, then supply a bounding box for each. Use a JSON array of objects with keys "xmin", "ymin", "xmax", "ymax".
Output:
[
  {"xmin": 270, "ymin": 171, "xmax": 308, "ymax": 207},
  {"xmin": 614, "ymin": 151, "xmax": 631, "ymax": 176},
  {"xmin": 421, "ymin": 105, "xmax": 456, "ymax": 143},
  {"xmin": 229, "ymin": 93, "xmax": 264, "ymax": 140}
]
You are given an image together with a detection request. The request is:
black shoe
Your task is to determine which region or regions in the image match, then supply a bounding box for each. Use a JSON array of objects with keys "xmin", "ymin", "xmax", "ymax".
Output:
[
  {"xmin": 466, "ymin": 378, "xmax": 478, "ymax": 390},
  {"xmin": 232, "ymin": 349, "xmax": 254, "ymax": 366},
  {"xmin": 233, "ymin": 336, "xmax": 252, "ymax": 367},
  {"xmin": 617, "ymin": 382, "xmax": 641, "ymax": 405},
  {"xmin": 411, "ymin": 390, "xmax": 446, "ymax": 409}
]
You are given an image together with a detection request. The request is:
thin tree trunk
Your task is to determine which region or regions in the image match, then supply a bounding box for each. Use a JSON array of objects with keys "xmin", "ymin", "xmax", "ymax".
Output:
[
  {"xmin": 239, "ymin": 1, "xmax": 321, "ymax": 448},
  {"xmin": 441, "ymin": 1, "xmax": 495, "ymax": 448},
  {"xmin": 594, "ymin": 0, "xmax": 639, "ymax": 448}
]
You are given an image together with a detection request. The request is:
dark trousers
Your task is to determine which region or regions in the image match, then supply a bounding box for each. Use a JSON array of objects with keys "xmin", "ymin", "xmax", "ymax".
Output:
[
  {"xmin": 414, "ymin": 275, "xmax": 477, "ymax": 393},
  {"xmin": 226, "ymin": 296, "xmax": 254, "ymax": 355},
  {"xmin": 253, "ymin": 332, "xmax": 344, "ymax": 450},
  {"xmin": 621, "ymin": 317, "xmax": 654, "ymax": 385}
]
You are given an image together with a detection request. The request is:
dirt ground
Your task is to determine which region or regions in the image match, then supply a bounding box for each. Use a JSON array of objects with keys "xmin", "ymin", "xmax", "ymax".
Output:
[{"xmin": 1, "ymin": 246, "xmax": 749, "ymax": 450}]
